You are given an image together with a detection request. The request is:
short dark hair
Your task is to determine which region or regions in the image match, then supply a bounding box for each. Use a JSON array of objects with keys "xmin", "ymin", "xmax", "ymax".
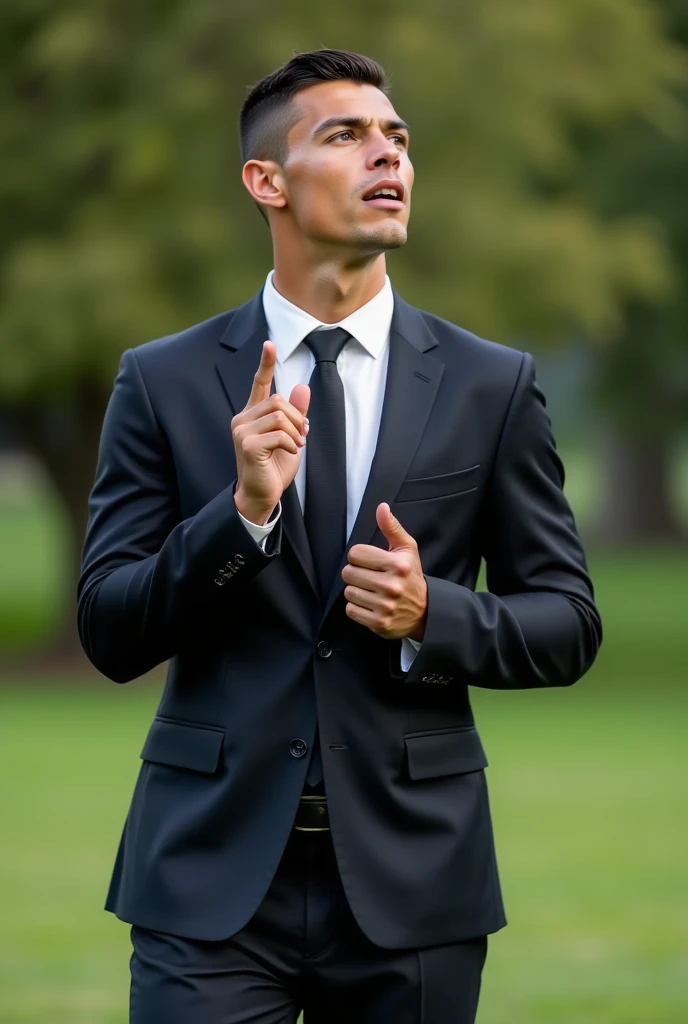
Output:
[{"xmin": 239, "ymin": 48, "xmax": 389, "ymax": 167}]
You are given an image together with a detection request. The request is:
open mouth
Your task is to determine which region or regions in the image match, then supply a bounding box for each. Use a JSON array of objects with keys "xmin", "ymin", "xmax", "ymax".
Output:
[{"xmin": 362, "ymin": 180, "xmax": 405, "ymax": 209}]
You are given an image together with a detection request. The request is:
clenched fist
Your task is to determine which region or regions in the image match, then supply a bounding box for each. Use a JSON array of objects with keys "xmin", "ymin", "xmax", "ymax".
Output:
[{"xmin": 232, "ymin": 341, "xmax": 311, "ymax": 524}]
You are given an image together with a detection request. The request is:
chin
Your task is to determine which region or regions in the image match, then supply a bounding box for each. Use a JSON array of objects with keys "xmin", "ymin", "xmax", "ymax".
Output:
[{"xmin": 355, "ymin": 224, "xmax": 408, "ymax": 252}]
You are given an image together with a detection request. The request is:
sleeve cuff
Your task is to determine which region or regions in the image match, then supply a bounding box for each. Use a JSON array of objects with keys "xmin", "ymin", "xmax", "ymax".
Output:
[
  {"xmin": 236, "ymin": 500, "xmax": 282, "ymax": 547},
  {"xmin": 400, "ymin": 635, "xmax": 422, "ymax": 673}
]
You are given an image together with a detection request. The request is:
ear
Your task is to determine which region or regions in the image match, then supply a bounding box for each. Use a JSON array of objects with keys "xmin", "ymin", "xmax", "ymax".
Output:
[{"xmin": 241, "ymin": 160, "xmax": 287, "ymax": 213}]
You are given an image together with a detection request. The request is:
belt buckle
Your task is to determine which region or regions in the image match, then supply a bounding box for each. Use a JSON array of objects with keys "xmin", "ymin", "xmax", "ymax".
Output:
[{"xmin": 294, "ymin": 794, "xmax": 330, "ymax": 831}]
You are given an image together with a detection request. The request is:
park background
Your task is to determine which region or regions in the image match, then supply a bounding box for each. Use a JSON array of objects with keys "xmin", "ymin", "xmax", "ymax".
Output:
[{"xmin": 1, "ymin": 2, "xmax": 687, "ymax": 1022}]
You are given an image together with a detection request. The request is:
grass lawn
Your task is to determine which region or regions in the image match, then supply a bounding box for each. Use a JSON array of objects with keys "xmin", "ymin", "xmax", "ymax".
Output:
[
  {"xmin": 1, "ymin": 453, "xmax": 687, "ymax": 1021},
  {"xmin": 1, "ymin": 684, "xmax": 686, "ymax": 1023}
]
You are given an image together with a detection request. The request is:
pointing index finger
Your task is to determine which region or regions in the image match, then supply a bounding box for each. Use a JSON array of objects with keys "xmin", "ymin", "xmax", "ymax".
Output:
[{"xmin": 247, "ymin": 341, "xmax": 276, "ymax": 408}]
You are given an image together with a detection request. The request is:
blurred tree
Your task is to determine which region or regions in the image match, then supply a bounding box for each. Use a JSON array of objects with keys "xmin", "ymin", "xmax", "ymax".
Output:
[
  {"xmin": 0, "ymin": 0, "xmax": 683, "ymax": 656},
  {"xmin": 578, "ymin": 0, "xmax": 688, "ymax": 544}
]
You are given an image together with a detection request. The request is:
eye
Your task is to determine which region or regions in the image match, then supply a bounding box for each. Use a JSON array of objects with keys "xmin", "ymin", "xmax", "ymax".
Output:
[
  {"xmin": 333, "ymin": 131, "xmax": 354, "ymax": 141},
  {"xmin": 391, "ymin": 134, "xmax": 408, "ymax": 146}
]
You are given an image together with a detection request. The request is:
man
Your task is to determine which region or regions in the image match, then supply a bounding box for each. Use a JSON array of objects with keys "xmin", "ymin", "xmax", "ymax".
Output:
[{"xmin": 78, "ymin": 48, "xmax": 602, "ymax": 1024}]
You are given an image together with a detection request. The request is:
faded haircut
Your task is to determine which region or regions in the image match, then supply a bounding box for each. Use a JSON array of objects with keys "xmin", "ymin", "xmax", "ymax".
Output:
[{"xmin": 239, "ymin": 49, "xmax": 389, "ymax": 220}]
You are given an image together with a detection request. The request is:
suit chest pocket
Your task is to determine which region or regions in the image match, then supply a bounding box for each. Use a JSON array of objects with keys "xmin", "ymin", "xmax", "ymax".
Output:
[{"xmin": 394, "ymin": 464, "xmax": 480, "ymax": 503}]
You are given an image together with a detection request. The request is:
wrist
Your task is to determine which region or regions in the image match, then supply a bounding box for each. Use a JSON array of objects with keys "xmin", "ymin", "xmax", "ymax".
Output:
[
  {"xmin": 234, "ymin": 487, "xmax": 276, "ymax": 526},
  {"xmin": 407, "ymin": 590, "xmax": 428, "ymax": 641}
]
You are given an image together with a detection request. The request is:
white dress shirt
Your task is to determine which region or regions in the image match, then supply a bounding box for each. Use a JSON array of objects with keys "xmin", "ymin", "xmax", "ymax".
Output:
[{"xmin": 235, "ymin": 269, "xmax": 422, "ymax": 672}]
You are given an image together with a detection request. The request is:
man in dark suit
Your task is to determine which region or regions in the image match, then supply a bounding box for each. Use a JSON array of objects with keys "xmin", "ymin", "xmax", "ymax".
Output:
[{"xmin": 78, "ymin": 48, "xmax": 602, "ymax": 1024}]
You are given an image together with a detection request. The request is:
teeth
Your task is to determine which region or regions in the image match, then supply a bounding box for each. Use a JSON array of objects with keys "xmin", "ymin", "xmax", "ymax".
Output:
[{"xmin": 372, "ymin": 188, "xmax": 399, "ymax": 199}]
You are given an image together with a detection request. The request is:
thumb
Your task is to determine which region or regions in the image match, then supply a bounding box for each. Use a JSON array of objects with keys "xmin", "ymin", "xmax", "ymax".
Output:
[
  {"xmin": 377, "ymin": 503, "xmax": 411, "ymax": 550},
  {"xmin": 289, "ymin": 383, "xmax": 310, "ymax": 417}
]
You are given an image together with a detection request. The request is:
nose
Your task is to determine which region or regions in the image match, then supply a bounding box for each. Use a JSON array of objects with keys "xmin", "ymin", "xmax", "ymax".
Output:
[{"xmin": 368, "ymin": 136, "xmax": 401, "ymax": 170}]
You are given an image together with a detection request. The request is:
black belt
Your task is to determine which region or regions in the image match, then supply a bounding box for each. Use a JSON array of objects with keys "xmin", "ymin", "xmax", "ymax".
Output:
[{"xmin": 293, "ymin": 794, "xmax": 329, "ymax": 831}]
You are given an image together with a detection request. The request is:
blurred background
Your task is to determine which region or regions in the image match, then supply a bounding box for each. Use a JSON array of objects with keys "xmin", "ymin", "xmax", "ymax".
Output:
[{"xmin": 1, "ymin": 2, "xmax": 687, "ymax": 1022}]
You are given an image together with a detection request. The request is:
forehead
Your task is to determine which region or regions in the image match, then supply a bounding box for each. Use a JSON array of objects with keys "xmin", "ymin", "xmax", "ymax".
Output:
[{"xmin": 287, "ymin": 81, "xmax": 401, "ymax": 144}]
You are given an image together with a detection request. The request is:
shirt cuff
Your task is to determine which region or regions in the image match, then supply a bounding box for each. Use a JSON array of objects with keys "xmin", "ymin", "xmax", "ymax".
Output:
[
  {"xmin": 236, "ymin": 500, "xmax": 282, "ymax": 550},
  {"xmin": 400, "ymin": 636, "xmax": 422, "ymax": 672}
]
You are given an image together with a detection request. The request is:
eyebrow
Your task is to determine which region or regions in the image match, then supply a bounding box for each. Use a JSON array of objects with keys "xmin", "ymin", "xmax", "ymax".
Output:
[{"xmin": 311, "ymin": 116, "xmax": 410, "ymax": 139}]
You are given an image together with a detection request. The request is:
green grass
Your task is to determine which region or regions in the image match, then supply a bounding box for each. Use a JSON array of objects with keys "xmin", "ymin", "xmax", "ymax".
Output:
[
  {"xmin": 0, "ymin": 685, "xmax": 686, "ymax": 1023},
  {"xmin": 1, "ymin": 454, "xmax": 687, "ymax": 1021},
  {"xmin": 0, "ymin": 473, "xmax": 69, "ymax": 653},
  {"xmin": 475, "ymin": 691, "xmax": 688, "ymax": 1023}
]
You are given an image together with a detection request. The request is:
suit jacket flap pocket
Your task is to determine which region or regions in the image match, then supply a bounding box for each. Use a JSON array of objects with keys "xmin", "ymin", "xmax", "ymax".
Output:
[
  {"xmin": 395, "ymin": 464, "xmax": 480, "ymax": 503},
  {"xmin": 404, "ymin": 727, "xmax": 488, "ymax": 780},
  {"xmin": 140, "ymin": 717, "xmax": 224, "ymax": 774}
]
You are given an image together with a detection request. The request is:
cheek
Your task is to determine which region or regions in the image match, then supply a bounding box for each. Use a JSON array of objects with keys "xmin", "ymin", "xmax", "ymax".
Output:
[
  {"xmin": 299, "ymin": 188, "xmax": 347, "ymax": 234},
  {"xmin": 287, "ymin": 161, "xmax": 352, "ymax": 225}
]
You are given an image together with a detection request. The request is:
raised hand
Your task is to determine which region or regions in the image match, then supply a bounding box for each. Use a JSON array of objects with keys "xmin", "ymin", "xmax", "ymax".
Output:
[{"xmin": 232, "ymin": 341, "xmax": 311, "ymax": 524}]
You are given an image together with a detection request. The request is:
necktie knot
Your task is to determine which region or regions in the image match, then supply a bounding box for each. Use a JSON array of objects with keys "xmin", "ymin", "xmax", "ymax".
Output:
[{"xmin": 302, "ymin": 327, "xmax": 351, "ymax": 364}]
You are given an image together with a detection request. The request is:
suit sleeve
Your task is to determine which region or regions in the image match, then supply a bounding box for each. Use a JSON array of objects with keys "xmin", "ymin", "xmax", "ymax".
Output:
[
  {"xmin": 77, "ymin": 348, "xmax": 283, "ymax": 683},
  {"xmin": 390, "ymin": 352, "xmax": 602, "ymax": 689}
]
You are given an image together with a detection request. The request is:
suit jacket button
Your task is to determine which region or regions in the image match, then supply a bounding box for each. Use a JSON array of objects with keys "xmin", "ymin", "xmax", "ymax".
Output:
[
  {"xmin": 290, "ymin": 738, "xmax": 308, "ymax": 758},
  {"xmin": 317, "ymin": 641, "xmax": 332, "ymax": 658}
]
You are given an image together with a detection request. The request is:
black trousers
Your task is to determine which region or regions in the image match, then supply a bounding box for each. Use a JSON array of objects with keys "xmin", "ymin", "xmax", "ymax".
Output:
[{"xmin": 129, "ymin": 826, "xmax": 488, "ymax": 1024}]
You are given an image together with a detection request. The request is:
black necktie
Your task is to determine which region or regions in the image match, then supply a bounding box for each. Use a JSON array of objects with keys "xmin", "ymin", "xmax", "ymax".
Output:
[{"xmin": 302, "ymin": 326, "xmax": 351, "ymax": 786}]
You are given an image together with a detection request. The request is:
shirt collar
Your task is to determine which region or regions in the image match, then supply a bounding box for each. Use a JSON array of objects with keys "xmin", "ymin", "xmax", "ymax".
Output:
[{"xmin": 262, "ymin": 269, "xmax": 393, "ymax": 365}]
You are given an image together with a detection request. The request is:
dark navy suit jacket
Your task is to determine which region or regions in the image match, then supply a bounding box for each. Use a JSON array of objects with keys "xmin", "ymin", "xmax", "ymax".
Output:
[{"xmin": 77, "ymin": 287, "xmax": 602, "ymax": 948}]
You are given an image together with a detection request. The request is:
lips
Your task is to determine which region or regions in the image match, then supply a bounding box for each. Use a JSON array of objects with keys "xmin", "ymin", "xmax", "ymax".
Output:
[{"xmin": 362, "ymin": 179, "xmax": 405, "ymax": 204}]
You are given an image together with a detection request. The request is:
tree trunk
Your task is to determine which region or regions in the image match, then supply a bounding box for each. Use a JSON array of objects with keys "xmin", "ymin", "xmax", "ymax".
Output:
[
  {"xmin": 7, "ymin": 385, "xmax": 106, "ymax": 665},
  {"xmin": 594, "ymin": 428, "xmax": 687, "ymax": 547},
  {"xmin": 590, "ymin": 300, "xmax": 687, "ymax": 549}
]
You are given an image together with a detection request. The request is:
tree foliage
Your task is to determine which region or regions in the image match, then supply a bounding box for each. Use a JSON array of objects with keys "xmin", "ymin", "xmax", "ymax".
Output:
[
  {"xmin": 580, "ymin": 0, "xmax": 688, "ymax": 438},
  {"xmin": 0, "ymin": 0, "xmax": 684, "ymax": 402},
  {"xmin": 1, "ymin": 0, "xmax": 686, "ymax": 654}
]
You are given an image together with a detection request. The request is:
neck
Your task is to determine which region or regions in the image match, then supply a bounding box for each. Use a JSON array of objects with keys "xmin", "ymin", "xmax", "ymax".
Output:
[{"xmin": 272, "ymin": 246, "xmax": 387, "ymax": 323}]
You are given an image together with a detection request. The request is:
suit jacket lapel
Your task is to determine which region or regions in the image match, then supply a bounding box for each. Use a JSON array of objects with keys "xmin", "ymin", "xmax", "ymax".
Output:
[{"xmin": 215, "ymin": 288, "xmax": 445, "ymax": 626}]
